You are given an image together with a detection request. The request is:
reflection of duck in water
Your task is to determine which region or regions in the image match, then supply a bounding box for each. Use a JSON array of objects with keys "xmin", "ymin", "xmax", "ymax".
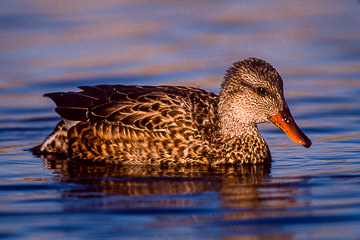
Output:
[
  {"xmin": 34, "ymin": 58, "xmax": 311, "ymax": 165},
  {"xmin": 44, "ymin": 157, "xmax": 271, "ymax": 198},
  {"xmin": 44, "ymin": 158, "xmax": 302, "ymax": 215}
]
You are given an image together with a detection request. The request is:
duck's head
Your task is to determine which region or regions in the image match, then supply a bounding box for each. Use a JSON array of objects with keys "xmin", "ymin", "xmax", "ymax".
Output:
[{"xmin": 219, "ymin": 57, "xmax": 311, "ymax": 148}]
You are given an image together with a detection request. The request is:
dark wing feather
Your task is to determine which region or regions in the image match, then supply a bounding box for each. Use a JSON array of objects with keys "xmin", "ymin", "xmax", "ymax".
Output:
[
  {"xmin": 44, "ymin": 92, "xmax": 98, "ymax": 107},
  {"xmin": 54, "ymin": 107, "xmax": 89, "ymax": 121},
  {"xmin": 77, "ymin": 85, "xmax": 110, "ymax": 99},
  {"xmin": 45, "ymin": 85, "xmax": 115, "ymax": 121}
]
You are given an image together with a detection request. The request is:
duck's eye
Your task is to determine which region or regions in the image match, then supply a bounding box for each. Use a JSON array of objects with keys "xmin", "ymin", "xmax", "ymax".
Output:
[{"xmin": 256, "ymin": 87, "xmax": 268, "ymax": 96}]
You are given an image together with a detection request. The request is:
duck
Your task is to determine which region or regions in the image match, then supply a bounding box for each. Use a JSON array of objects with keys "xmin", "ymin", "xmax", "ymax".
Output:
[{"xmin": 35, "ymin": 57, "xmax": 311, "ymax": 166}]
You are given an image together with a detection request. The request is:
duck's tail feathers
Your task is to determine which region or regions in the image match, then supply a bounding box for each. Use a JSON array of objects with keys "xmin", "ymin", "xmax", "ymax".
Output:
[{"xmin": 32, "ymin": 120, "xmax": 69, "ymax": 155}]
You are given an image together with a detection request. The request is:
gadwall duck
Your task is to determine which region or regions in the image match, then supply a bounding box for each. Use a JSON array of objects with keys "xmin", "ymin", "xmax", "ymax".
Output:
[{"xmin": 35, "ymin": 58, "xmax": 311, "ymax": 165}]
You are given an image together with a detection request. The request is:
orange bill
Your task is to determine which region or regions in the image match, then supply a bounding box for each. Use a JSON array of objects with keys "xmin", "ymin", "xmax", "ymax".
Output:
[{"xmin": 270, "ymin": 107, "xmax": 311, "ymax": 148}]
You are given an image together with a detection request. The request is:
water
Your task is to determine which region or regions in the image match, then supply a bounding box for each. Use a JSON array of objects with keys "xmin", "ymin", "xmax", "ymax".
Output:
[{"xmin": 1, "ymin": 0, "xmax": 360, "ymax": 239}]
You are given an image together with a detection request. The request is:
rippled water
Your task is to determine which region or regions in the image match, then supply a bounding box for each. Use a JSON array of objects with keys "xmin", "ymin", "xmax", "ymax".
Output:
[{"xmin": 1, "ymin": 1, "xmax": 360, "ymax": 239}]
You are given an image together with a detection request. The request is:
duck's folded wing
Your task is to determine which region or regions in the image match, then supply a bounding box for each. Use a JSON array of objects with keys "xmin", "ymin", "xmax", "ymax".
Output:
[{"xmin": 45, "ymin": 85, "xmax": 193, "ymax": 133}]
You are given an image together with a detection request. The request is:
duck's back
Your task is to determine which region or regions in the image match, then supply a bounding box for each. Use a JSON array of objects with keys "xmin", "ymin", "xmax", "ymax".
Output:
[{"xmin": 39, "ymin": 85, "xmax": 220, "ymax": 165}]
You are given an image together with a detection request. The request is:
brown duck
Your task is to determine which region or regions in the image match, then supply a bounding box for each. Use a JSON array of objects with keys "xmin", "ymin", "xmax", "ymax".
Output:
[{"xmin": 36, "ymin": 58, "xmax": 311, "ymax": 165}]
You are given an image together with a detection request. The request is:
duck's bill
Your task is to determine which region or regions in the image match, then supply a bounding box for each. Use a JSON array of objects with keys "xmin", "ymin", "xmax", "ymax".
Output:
[{"xmin": 270, "ymin": 107, "xmax": 312, "ymax": 148}]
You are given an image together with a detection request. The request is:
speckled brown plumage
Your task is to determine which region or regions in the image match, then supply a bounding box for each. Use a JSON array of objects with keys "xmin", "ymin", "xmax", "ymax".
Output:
[{"xmin": 35, "ymin": 58, "xmax": 311, "ymax": 166}]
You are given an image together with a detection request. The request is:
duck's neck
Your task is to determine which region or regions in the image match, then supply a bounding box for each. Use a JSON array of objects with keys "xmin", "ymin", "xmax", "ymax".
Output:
[
  {"xmin": 217, "ymin": 91, "xmax": 263, "ymax": 139},
  {"xmin": 218, "ymin": 102, "xmax": 261, "ymax": 139},
  {"xmin": 219, "ymin": 121, "xmax": 260, "ymax": 139}
]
